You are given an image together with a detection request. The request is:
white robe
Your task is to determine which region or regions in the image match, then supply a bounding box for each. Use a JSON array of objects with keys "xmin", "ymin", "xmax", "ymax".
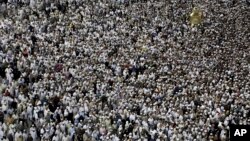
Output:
[
  {"xmin": 8, "ymin": 0, "xmax": 13, "ymax": 4},
  {"xmin": 22, "ymin": 0, "xmax": 30, "ymax": 4},
  {"xmin": 29, "ymin": 0, "xmax": 36, "ymax": 9},
  {"xmin": 0, "ymin": 129, "xmax": 3, "ymax": 139},
  {"xmin": 5, "ymin": 68, "xmax": 13, "ymax": 84},
  {"xmin": 62, "ymin": 135, "xmax": 70, "ymax": 141},
  {"xmin": 30, "ymin": 128, "xmax": 37, "ymax": 141}
]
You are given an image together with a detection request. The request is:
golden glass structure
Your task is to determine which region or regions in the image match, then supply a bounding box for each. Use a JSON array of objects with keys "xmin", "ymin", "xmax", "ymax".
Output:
[{"xmin": 190, "ymin": 7, "xmax": 203, "ymax": 27}]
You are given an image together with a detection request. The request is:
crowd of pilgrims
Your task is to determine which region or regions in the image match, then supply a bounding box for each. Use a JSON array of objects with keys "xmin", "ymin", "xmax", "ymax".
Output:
[{"xmin": 0, "ymin": 0, "xmax": 249, "ymax": 141}]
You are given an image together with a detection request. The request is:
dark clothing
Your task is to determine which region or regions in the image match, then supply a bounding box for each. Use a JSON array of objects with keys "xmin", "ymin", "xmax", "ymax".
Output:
[
  {"xmin": 7, "ymin": 134, "xmax": 14, "ymax": 141},
  {"xmin": 27, "ymin": 136, "xmax": 33, "ymax": 141}
]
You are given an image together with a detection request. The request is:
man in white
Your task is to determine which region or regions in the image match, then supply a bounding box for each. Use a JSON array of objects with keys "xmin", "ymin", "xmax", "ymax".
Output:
[
  {"xmin": 0, "ymin": 126, "xmax": 3, "ymax": 139},
  {"xmin": 30, "ymin": 125, "xmax": 38, "ymax": 141},
  {"xmin": 5, "ymin": 65, "xmax": 13, "ymax": 84}
]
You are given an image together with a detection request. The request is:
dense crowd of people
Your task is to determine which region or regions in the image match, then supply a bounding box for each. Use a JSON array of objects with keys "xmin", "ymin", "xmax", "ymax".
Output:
[{"xmin": 0, "ymin": 0, "xmax": 249, "ymax": 141}]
